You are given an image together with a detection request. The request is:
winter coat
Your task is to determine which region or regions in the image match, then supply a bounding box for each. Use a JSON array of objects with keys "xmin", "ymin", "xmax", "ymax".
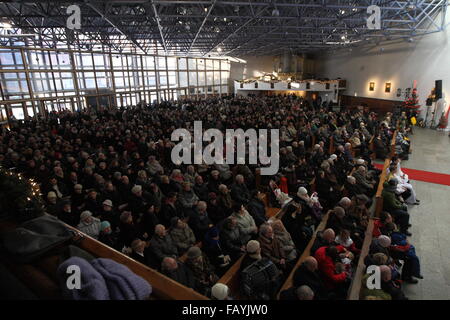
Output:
[
  {"xmin": 178, "ymin": 190, "xmax": 199, "ymax": 209},
  {"xmin": 293, "ymin": 263, "xmax": 327, "ymax": 299},
  {"xmin": 382, "ymin": 184, "xmax": 405, "ymax": 211},
  {"xmin": 247, "ymin": 198, "xmax": 268, "ymax": 227},
  {"xmin": 170, "ymin": 225, "xmax": 196, "ymax": 253},
  {"xmin": 258, "ymin": 234, "xmax": 285, "ymax": 266},
  {"xmin": 77, "ymin": 217, "xmax": 102, "ymax": 239},
  {"xmin": 162, "ymin": 262, "xmax": 196, "ymax": 289},
  {"xmin": 149, "ymin": 234, "xmax": 178, "ymax": 262},
  {"xmin": 230, "ymin": 182, "xmax": 250, "ymax": 204},
  {"xmin": 220, "ymin": 225, "xmax": 245, "ymax": 259},
  {"xmin": 314, "ymin": 246, "xmax": 347, "ymax": 289},
  {"xmin": 232, "ymin": 210, "xmax": 256, "ymax": 241}
]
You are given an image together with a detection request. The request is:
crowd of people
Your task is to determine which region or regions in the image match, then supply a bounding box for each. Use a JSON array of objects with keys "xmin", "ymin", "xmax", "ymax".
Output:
[{"xmin": 0, "ymin": 94, "xmax": 418, "ymax": 300}]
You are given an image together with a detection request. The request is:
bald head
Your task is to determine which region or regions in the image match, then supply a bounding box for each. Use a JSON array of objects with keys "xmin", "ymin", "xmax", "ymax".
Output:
[
  {"xmin": 339, "ymin": 197, "xmax": 352, "ymax": 209},
  {"xmin": 323, "ymin": 228, "xmax": 336, "ymax": 242},
  {"xmin": 303, "ymin": 256, "xmax": 318, "ymax": 272},
  {"xmin": 161, "ymin": 257, "xmax": 178, "ymax": 272},
  {"xmin": 296, "ymin": 285, "xmax": 314, "ymax": 300}
]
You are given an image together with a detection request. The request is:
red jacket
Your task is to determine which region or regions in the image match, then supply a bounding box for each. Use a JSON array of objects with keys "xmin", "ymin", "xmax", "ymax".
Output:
[
  {"xmin": 372, "ymin": 219, "xmax": 384, "ymax": 238},
  {"xmin": 314, "ymin": 246, "xmax": 347, "ymax": 289}
]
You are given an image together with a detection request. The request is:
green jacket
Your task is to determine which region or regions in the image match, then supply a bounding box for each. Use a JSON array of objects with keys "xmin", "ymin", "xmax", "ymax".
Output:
[
  {"xmin": 361, "ymin": 274, "xmax": 392, "ymax": 300},
  {"xmin": 381, "ymin": 182, "xmax": 404, "ymax": 211}
]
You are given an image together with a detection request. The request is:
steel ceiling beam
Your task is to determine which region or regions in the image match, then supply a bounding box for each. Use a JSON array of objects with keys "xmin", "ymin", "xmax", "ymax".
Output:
[
  {"xmin": 187, "ymin": 0, "xmax": 217, "ymax": 55},
  {"xmin": 85, "ymin": 1, "xmax": 147, "ymax": 53}
]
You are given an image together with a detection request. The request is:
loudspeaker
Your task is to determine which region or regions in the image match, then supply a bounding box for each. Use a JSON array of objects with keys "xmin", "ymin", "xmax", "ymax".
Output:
[{"xmin": 435, "ymin": 80, "xmax": 442, "ymax": 99}]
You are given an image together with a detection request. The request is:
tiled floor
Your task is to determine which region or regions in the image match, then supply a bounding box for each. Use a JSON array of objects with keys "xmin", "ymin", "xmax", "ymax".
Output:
[{"xmin": 397, "ymin": 128, "xmax": 450, "ymax": 300}]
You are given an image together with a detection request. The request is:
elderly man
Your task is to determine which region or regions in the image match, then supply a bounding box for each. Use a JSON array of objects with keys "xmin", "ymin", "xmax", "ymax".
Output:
[
  {"xmin": 220, "ymin": 216, "xmax": 247, "ymax": 261},
  {"xmin": 130, "ymin": 239, "xmax": 151, "ymax": 266},
  {"xmin": 311, "ymin": 228, "xmax": 338, "ymax": 255},
  {"xmin": 161, "ymin": 257, "xmax": 196, "ymax": 289},
  {"xmin": 149, "ymin": 224, "xmax": 178, "ymax": 263},
  {"xmin": 230, "ymin": 174, "xmax": 251, "ymax": 204},
  {"xmin": 258, "ymin": 223, "xmax": 289, "ymax": 272},
  {"xmin": 326, "ymin": 206, "xmax": 352, "ymax": 235},
  {"xmin": 352, "ymin": 166, "xmax": 376, "ymax": 197},
  {"xmin": 280, "ymin": 285, "xmax": 315, "ymax": 301},
  {"xmin": 292, "ymin": 256, "xmax": 327, "ymax": 300},
  {"xmin": 178, "ymin": 181, "xmax": 199, "ymax": 213},
  {"xmin": 189, "ymin": 201, "xmax": 213, "ymax": 241}
]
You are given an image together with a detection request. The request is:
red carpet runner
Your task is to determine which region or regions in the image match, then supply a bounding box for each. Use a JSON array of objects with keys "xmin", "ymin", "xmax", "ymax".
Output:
[{"xmin": 373, "ymin": 163, "xmax": 450, "ymax": 186}]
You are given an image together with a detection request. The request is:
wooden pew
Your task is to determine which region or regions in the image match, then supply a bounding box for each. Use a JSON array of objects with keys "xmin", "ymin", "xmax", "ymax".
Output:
[
  {"xmin": 276, "ymin": 211, "xmax": 330, "ymax": 299},
  {"xmin": 347, "ymin": 138, "xmax": 395, "ymax": 300},
  {"xmin": 217, "ymin": 254, "xmax": 246, "ymax": 299},
  {"xmin": 368, "ymin": 136, "xmax": 375, "ymax": 160},
  {"xmin": 374, "ymin": 158, "xmax": 391, "ymax": 218},
  {"xmin": 329, "ymin": 136, "xmax": 335, "ymax": 155},
  {"xmin": 346, "ymin": 218, "xmax": 375, "ymax": 300},
  {"xmin": 72, "ymin": 228, "xmax": 209, "ymax": 300}
]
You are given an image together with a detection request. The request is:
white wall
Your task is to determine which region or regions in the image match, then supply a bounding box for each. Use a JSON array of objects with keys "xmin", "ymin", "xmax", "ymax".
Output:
[
  {"xmin": 316, "ymin": 11, "xmax": 450, "ymax": 123},
  {"xmin": 229, "ymin": 55, "xmax": 275, "ymax": 86}
]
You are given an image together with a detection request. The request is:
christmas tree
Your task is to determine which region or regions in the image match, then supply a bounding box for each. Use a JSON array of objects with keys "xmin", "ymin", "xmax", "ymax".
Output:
[{"xmin": 403, "ymin": 88, "xmax": 421, "ymax": 118}]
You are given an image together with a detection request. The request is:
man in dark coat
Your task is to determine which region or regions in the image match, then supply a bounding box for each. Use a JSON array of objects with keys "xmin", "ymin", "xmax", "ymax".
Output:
[
  {"xmin": 149, "ymin": 224, "xmax": 178, "ymax": 263},
  {"xmin": 161, "ymin": 257, "xmax": 196, "ymax": 289},
  {"xmin": 230, "ymin": 174, "xmax": 250, "ymax": 204},
  {"xmin": 246, "ymin": 190, "xmax": 268, "ymax": 227},
  {"xmin": 293, "ymin": 256, "xmax": 328, "ymax": 300}
]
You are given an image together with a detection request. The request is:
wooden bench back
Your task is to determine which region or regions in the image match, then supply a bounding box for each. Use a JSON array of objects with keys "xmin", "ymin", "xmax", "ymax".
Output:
[{"xmin": 276, "ymin": 211, "xmax": 330, "ymax": 299}]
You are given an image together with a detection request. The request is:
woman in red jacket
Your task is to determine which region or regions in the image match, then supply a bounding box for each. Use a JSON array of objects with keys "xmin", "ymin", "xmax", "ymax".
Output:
[{"xmin": 314, "ymin": 245, "xmax": 350, "ymax": 295}]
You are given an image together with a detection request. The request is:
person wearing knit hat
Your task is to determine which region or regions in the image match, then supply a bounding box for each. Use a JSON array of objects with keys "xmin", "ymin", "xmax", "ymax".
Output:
[
  {"xmin": 90, "ymin": 258, "xmax": 152, "ymax": 300},
  {"xmin": 80, "ymin": 210, "xmax": 92, "ymax": 222},
  {"xmin": 185, "ymin": 246, "xmax": 219, "ymax": 296},
  {"xmin": 100, "ymin": 221, "xmax": 111, "ymax": 234},
  {"xmin": 78, "ymin": 211, "xmax": 102, "ymax": 240},
  {"xmin": 211, "ymin": 283, "xmax": 230, "ymax": 300},
  {"xmin": 57, "ymin": 256, "xmax": 110, "ymax": 300},
  {"xmin": 186, "ymin": 246, "xmax": 202, "ymax": 260}
]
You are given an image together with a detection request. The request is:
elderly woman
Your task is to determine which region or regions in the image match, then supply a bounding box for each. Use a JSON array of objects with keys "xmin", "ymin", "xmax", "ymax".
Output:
[
  {"xmin": 271, "ymin": 220, "xmax": 298, "ymax": 263},
  {"xmin": 231, "ymin": 202, "xmax": 257, "ymax": 243},
  {"xmin": 169, "ymin": 217, "xmax": 196, "ymax": 254},
  {"xmin": 77, "ymin": 210, "xmax": 102, "ymax": 239}
]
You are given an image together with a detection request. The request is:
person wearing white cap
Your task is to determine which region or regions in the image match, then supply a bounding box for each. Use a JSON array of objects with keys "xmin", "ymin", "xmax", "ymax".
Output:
[
  {"xmin": 211, "ymin": 283, "xmax": 231, "ymax": 300},
  {"xmin": 77, "ymin": 210, "xmax": 102, "ymax": 239}
]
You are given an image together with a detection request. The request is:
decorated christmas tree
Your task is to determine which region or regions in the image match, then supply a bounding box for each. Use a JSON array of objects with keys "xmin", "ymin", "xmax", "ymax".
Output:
[{"xmin": 403, "ymin": 88, "xmax": 421, "ymax": 109}]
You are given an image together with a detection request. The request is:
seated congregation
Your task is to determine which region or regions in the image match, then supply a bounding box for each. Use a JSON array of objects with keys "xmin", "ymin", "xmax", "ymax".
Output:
[{"xmin": 0, "ymin": 95, "xmax": 419, "ymax": 300}]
